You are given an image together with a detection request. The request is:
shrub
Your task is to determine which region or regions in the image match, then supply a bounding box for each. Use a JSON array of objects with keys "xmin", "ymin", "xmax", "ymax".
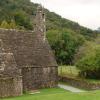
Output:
[{"xmin": 75, "ymin": 40, "xmax": 100, "ymax": 79}]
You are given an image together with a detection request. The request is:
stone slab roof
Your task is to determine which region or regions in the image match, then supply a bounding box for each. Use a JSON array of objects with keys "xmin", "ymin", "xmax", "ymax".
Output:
[
  {"xmin": 0, "ymin": 53, "xmax": 21, "ymax": 77},
  {"xmin": 0, "ymin": 39, "xmax": 21, "ymax": 77},
  {"xmin": 0, "ymin": 29, "xmax": 57, "ymax": 68}
]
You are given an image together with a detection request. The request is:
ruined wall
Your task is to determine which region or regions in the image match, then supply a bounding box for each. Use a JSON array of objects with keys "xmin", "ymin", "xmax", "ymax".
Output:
[
  {"xmin": 0, "ymin": 77, "xmax": 23, "ymax": 98},
  {"xmin": 22, "ymin": 67, "xmax": 58, "ymax": 91}
]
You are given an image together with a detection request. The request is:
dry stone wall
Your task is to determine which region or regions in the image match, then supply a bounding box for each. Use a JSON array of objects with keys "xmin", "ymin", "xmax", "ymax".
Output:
[
  {"xmin": 0, "ymin": 77, "xmax": 22, "ymax": 98},
  {"xmin": 60, "ymin": 76, "xmax": 100, "ymax": 90},
  {"xmin": 22, "ymin": 67, "xmax": 58, "ymax": 91}
]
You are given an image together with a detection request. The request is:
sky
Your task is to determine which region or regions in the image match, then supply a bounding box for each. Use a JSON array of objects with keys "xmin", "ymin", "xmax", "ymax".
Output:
[{"xmin": 31, "ymin": 0, "xmax": 100, "ymax": 30}]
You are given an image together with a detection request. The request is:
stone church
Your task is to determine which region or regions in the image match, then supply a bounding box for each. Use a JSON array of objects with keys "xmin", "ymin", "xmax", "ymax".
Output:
[{"xmin": 0, "ymin": 5, "xmax": 58, "ymax": 98}]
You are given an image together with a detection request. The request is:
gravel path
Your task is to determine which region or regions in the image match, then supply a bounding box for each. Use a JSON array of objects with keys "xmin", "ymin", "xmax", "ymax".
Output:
[{"xmin": 58, "ymin": 84, "xmax": 85, "ymax": 93}]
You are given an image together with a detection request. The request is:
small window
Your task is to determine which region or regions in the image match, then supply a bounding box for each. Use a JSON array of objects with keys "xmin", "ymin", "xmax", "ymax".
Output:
[{"xmin": 43, "ymin": 13, "xmax": 45, "ymax": 16}]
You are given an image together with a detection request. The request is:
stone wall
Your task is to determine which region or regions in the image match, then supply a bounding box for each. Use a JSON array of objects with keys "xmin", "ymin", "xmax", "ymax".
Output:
[
  {"xmin": 60, "ymin": 76, "xmax": 100, "ymax": 90},
  {"xmin": 0, "ymin": 77, "xmax": 23, "ymax": 98},
  {"xmin": 0, "ymin": 29, "xmax": 58, "ymax": 92},
  {"xmin": 22, "ymin": 67, "xmax": 58, "ymax": 91},
  {"xmin": 0, "ymin": 29, "xmax": 57, "ymax": 68}
]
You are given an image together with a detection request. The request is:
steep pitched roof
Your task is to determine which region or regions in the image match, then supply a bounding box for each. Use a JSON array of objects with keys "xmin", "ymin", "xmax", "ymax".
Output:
[
  {"xmin": 0, "ymin": 39, "xmax": 21, "ymax": 77},
  {"xmin": 0, "ymin": 29, "xmax": 57, "ymax": 68},
  {"xmin": 30, "ymin": 30, "xmax": 58, "ymax": 67}
]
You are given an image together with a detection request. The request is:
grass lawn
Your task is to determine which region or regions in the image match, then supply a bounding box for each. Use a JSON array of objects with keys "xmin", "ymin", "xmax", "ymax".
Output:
[
  {"xmin": 58, "ymin": 66, "xmax": 80, "ymax": 77},
  {"xmin": 2, "ymin": 88, "xmax": 100, "ymax": 100},
  {"xmin": 2, "ymin": 66, "xmax": 100, "ymax": 100},
  {"xmin": 59, "ymin": 66, "xmax": 100, "ymax": 84}
]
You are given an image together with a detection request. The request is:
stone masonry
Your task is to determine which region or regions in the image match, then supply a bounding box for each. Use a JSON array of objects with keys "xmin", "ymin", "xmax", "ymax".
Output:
[{"xmin": 0, "ymin": 5, "xmax": 58, "ymax": 97}]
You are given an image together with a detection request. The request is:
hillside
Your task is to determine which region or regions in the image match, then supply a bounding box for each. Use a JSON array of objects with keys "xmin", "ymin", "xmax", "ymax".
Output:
[
  {"xmin": 0, "ymin": 0, "xmax": 98, "ymax": 64},
  {"xmin": 0, "ymin": 0, "xmax": 97, "ymax": 37}
]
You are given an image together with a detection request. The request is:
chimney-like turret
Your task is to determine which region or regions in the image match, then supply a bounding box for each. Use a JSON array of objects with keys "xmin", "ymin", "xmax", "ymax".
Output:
[{"xmin": 34, "ymin": 5, "xmax": 46, "ymax": 41}]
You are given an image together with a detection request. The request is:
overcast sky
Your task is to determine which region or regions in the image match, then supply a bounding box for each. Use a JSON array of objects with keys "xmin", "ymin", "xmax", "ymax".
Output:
[{"xmin": 31, "ymin": 0, "xmax": 100, "ymax": 30}]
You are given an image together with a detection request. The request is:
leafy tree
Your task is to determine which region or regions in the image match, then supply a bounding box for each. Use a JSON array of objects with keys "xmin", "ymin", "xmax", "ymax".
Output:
[
  {"xmin": 75, "ymin": 40, "xmax": 100, "ymax": 79},
  {"xmin": 14, "ymin": 11, "xmax": 33, "ymax": 30},
  {"xmin": 0, "ymin": 0, "xmax": 98, "ymax": 66},
  {"xmin": 47, "ymin": 29, "xmax": 85, "ymax": 65}
]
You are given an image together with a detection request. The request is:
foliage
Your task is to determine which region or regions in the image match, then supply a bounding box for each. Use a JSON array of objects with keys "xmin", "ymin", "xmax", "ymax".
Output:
[
  {"xmin": 0, "ymin": 0, "xmax": 97, "ymax": 35},
  {"xmin": 58, "ymin": 66, "xmax": 79, "ymax": 77},
  {"xmin": 59, "ymin": 66, "xmax": 100, "ymax": 84},
  {"xmin": 9, "ymin": 20, "xmax": 17, "ymax": 29},
  {"xmin": 14, "ymin": 11, "xmax": 33, "ymax": 30},
  {"xmin": 0, "ymin": 0, "xmax": 98, "ymax": 65},
  {"xmin": 0, "ymin": 20, "xmax": 17, "ymax": 29},
  {"xmin": 0, "ymin": 20, "xmax": 10, "ymax": 29},
  {"xmin": 47, "ymin": 29, "xmax": 85, "ymax": 64},
  {"xmin": 75, "ymin": 39, "xmax": 100, "ymax": 79}
]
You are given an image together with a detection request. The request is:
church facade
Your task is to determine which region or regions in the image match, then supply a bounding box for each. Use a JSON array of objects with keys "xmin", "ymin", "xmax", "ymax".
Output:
[{"xmin": 0, "ymin": 5, "xmax": 58, "ymax": 98}]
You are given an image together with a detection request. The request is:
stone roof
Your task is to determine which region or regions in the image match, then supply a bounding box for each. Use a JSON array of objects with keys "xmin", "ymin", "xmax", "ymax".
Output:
[
  {"xmin": 0, "ymin": 29, "xmax": 57, "ymax": 68},
  {"xmin": 0, "ymin": 39, "xmax": 21, "ymax": 77},
  {"xmin": 0, "ymin": 53, "xmax": 21, "ymax": 77}
]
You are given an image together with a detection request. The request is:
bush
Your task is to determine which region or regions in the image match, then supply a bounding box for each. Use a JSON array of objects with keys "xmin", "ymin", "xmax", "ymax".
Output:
[
  {"xmin": 75, "ymin": 40, "xmax": 100, "ymax": 79},
  {"xmin": 47, "ymin": 29, "xmax": 85, "ymax": 65}
]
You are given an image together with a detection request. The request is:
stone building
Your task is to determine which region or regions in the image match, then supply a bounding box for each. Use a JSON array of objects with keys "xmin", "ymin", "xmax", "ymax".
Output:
[
  {"xmin": 0, "ymin": 39, "xmax": 22, "ymax": 97},
  {"xmin": 0, "ymin": 5, "xmax": 58, "ymax": 97}
]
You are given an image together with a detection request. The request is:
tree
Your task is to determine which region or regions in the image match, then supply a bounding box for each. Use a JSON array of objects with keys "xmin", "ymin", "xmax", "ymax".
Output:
[
  {"xmin": 75, "ymin": 40, "xmax": 100, "ymax": 79},
  {"xmin": 14, "ymin": 11, "xmax": 33, "ymax": 30},
  {"xmin": 47, "ymin": 29, "xmax": 85, "ymax": 65}
]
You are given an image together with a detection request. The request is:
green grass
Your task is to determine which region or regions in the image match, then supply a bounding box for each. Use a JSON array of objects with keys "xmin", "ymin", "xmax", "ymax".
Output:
[
  {"xmin": 2, "ymin": 88, "xmax": 100, "ymax": 100},
  {"xmin": 59, "ymin": 66, "xmax": 100, "ymax": 84},
  {"xmin": 85, "ymin": 79, "xmax": 100, "ymax": 84},
  {"xmin": 2, "ymin": 66, "xmax": 100, "ymax": 100},
  {"xmin": 58, "ymin": 66, "xmax": 80, "ymax": 77}
]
